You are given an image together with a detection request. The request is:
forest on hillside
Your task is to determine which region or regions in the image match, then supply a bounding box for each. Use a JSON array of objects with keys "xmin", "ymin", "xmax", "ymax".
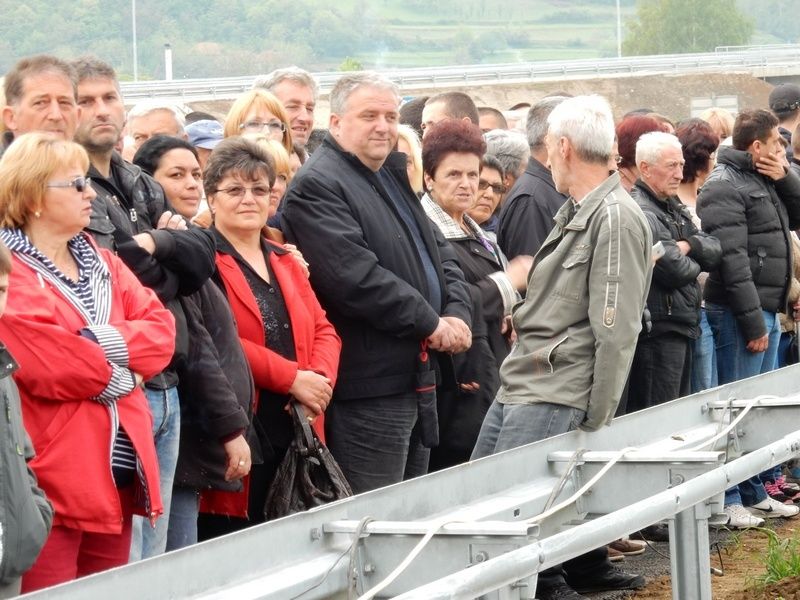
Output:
[{"xmin": 0, "ymin": 0, "xmax": 797, "ymax": 80}]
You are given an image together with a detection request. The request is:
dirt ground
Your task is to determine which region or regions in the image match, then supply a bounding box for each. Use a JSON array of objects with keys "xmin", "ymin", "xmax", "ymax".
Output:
[{"xmin": 630, "ymin": 522, "xmax": 800, "ymax": 600}]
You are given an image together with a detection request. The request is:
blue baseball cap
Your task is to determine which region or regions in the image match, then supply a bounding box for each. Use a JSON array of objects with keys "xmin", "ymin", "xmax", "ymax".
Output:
[{"xmin": 186, "ymin": 119, "xmax": 223, "ymax": 150}]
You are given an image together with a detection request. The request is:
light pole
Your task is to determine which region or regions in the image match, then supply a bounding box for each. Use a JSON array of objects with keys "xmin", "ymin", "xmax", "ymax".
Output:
[
  {"xmin": 616, "ymin": 0, "xmax": 622, "ymax": 58},
  {"xmin": 132, "ymin": 0, "xmax": 138, "ymax": 81}
]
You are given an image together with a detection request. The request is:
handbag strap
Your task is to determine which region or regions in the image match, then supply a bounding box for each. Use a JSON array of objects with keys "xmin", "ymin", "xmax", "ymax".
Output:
[{"xmin": 290, "ymin": 400, "xmax": 318, "ymax": 456}]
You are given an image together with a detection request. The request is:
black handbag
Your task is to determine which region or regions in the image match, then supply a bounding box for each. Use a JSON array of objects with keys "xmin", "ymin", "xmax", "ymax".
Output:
[{"xmin": 264, "ymin": 401, "xmax": 353, "ymax": 519}]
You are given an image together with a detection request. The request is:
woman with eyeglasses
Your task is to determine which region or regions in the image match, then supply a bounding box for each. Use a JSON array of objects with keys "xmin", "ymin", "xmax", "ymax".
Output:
[
  {"xmin": 0, "ymin": 134, "xmax": 175, "ymax": 591},
  {"xmin": 420, "ymin": 120, "xmax": 531, "ymax": 470},
  {"xmin": 241, "ymin": 134, "xmax": 293, "ymax": 229},
  {"xmin": 466, "ymin": 154, "xmax": 506, "ymax": 242},
  {"xmin": 224, "ymin": 89, "xmax": 293, "ymax": 154},
  {"xmin": 196, "ymin": 137, "xmax": 340, "ymax": 538}
]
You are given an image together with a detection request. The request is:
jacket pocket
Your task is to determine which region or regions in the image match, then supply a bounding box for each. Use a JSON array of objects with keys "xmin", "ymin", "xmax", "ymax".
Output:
[
  {"xmin": 531, "ymin": 334, "xmax": 569, "ymax": 375},
  {"xmin": 554, "ymin": 244, "xmax": 592, "ymax": 302}
]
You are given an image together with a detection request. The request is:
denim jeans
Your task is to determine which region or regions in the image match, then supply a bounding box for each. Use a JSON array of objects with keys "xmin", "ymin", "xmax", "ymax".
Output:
[
  {"xmin": 325, "ymin": 394, "xmax": 428, "ymax": 495},
  {"xmin": 691, "ymin": 308, "xmax": 718, "ymax": 394},
  {"xmin": 471, "ymin": 399, "xmax": 609, "ymax": 590},
  {"xmin": 166, "ymin": 487, "xmax": 199, "ymax": 551},
  {"xmin": 129, "ymin": 385, "xmax": 180, "ymax": 561},
  {"xmin": 706, "ymin": 304, "xmax": 779, "ymax": 508},
  {"xmin": 471, "ymin": 399, "xmax": 586, "ymax": 459}
]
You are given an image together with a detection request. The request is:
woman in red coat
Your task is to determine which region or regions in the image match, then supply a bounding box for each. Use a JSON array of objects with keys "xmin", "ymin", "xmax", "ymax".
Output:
[
  {"xmin": 0, "ymin": 134, "xmax": 175, "ymax": 591},
  {"xmin": 198, "ymin": 137, "xmax": 341, "ymax": 537}
]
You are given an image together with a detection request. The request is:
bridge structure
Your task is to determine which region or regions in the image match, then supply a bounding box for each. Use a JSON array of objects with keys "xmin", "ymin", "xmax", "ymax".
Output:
[
  {"xmin": 119, "ymin": 47, "xmax": 800, "ymax": 104},
  {"xmin": 22, "ymin": 364, "xmax": 800, "ymax": 600}
]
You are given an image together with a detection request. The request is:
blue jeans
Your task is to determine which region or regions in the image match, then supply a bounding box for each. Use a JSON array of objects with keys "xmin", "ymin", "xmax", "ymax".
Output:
[
  {"xmin": 472, "ymin": 399, "xmax": 586, "ymax": 459},
  {"xmin": 166, "ymin": 487, "xmax": 199, "ymax": 551},
  {"xmin": 130, "ymin": 386, "xmax": 180, "ymax": 560},
  {"xmin": 691, "ymin": 308, "xmax": 718, "ymax": 394},
  {"xmin": 706, "ymin": 304, "xmax": 779, "ymax": 507},
  {"xmin": 325, "ymin": 394, "xmax": 429, "ymax": 495}
]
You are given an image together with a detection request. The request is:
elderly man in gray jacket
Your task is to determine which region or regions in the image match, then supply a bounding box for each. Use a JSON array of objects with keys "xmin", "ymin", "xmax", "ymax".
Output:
[{"xmin": 472, "ymin": 95, "xmax": 653, "ymax": 600}]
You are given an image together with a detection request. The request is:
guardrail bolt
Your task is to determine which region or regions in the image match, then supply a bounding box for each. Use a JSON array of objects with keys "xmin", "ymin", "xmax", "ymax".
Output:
[
  {"xmin": 310, "ymin": 528, "xmax": 321, "ymax": 541},
  {"xmin": 474, "ymin": 551, "xmax": 489, "ymax": 563},
  {"xmin": 363, "ymin": 563, "xmax": 375, "ymax": 574}
]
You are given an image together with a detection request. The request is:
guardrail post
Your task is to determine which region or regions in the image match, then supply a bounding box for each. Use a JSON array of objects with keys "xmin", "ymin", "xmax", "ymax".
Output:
[{"xmin": 668, "ymin": 500, "xmax": 712, "ymax": 600}]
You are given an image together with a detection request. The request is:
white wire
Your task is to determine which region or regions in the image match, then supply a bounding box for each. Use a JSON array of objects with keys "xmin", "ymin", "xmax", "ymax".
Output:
[{"xmin": 687, "ymin": 395, "xmax": 778, "ymax": 452}]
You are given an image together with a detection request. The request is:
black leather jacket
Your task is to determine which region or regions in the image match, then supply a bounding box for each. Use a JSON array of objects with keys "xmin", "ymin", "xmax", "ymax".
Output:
[
  {"xmin": 698, "ymin": 145, "xmax": 800, "ymax": 340},
  {"xmin": 632, "ymin": 180, "xmax": 721, "ymax": 338}
]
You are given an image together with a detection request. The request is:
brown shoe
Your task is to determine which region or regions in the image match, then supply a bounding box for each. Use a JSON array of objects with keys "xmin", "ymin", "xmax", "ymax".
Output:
[
  {"xmin": 607, "ymin": 544, "xmax": 625, "ymax": 562},
  {"xmin": 609, "ymin": 538, "xmax": 646, "ymax": 556}
]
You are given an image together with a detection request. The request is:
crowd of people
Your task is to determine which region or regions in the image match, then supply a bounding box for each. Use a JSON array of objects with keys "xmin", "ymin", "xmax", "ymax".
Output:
[{"xmin": 2, "ymin": 50, "xmax": 800, "ymax": 600}]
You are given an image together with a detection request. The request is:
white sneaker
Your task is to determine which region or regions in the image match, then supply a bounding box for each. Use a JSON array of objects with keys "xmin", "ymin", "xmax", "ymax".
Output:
[
  {"xmin": 747, "ymin": 497, "xmax": 800, "ymax": 519},
  {"xmin": 723, "ymin": 503, "xmax": 765, "ymax": 529}
]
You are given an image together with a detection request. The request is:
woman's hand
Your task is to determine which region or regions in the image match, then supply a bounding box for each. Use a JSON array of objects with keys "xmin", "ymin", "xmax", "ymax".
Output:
[
  {"xmin": 282, "ymin": 244, "xmax": 310, "ymax": 278},
  {"xmin": 222, "ymin": 434, "xmax": 251, "ymax": 482},
  {"xmin": 288, "ymin": 370, "xmax": 332, "ymax": 416},
  {"xmin": 506, "ymin": 255, "xmax": 533, "ymax": 291}
]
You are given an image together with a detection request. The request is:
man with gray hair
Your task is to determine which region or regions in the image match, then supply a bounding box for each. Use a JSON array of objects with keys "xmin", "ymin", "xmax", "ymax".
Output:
[
  {"xmin": 253, "ymin": 66, "xmax": 318, "ymax": 147},
  {"xmin": 472, "ymin": 95, "xmax": 651, "ymax": 600},
  {"xmin": 126, "ymin": 101, "xmax": 186, "ymax": 152},
  {"xmin": 628, "ymin": 132, "xmax": 720, "ymax": 413},
  {"xmin": 483, "ymin": 129, "xmax": 528, "ymax": 190},
  {"xmin": 497, "ymin": 96, "xmax": 569, "ymax": 260},
  {"xmin": 282, "ymin": 71, "xmax": 472, "ymax": 494}
]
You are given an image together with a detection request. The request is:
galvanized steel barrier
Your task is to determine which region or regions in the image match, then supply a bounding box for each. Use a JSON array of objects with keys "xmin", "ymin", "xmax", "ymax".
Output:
[
  {"xmin": 119, "ymin": 47, "xmax": 800, "ymax": 103},
  {"xmin": 21, "ymin": 365, "xmax": 800, "ymax": 599}
]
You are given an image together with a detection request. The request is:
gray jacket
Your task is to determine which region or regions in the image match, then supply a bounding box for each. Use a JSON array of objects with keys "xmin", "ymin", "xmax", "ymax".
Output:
[
  {"xmin": 498, "ymin": 173, "xmax": 653, "ymax": 431},
  {"xmin": 0, "ymin": 344, "xmax": 52, "ymax": 584}
]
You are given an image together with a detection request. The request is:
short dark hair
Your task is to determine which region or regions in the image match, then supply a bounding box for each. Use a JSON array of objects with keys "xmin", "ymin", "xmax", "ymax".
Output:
[
  {"xmin": 0, "ymin": 242, "xmax": 11, "ymax": 276},
  {"xmin": 732, "ymin": 109, "xmax": 779, "ymax": 151},
  {"xmin": 478, "ymin": 106, "xmax": 508, "ymax": 130},
  {"xmin": 5, "ymin": 55, "xmax": 77, "ymax": 105},
  {"xmin": 615, "ymin": 115, "xmax": 668, "ymax": 169},
  {"xmin": 203, "ymin": 137, "xmax": 275, "ymax": 198},
  {"xmin": 71, "ymin": 56, "xmax": 118, "ymax": 88},
  {"xmin": 676, "ymin": 119, "xmax": 719, "ymax": 184},
  {"xmin": 422, "ymin": 119, "xmax": 486, "ymax": 178},
  {"xmin": 132, "ymin": 135, "xmax": 199, "ymax": 176},
  {"xmin": 185, "ymin": 111, "xmax": 218, "ymax": 125},
  {"xmin": 426, "ymin": 92, "xmax": 479, "ymax": 125},
  {"xmin": 400, "ymin": 96, "xmax": 429, "ymax": 138}
]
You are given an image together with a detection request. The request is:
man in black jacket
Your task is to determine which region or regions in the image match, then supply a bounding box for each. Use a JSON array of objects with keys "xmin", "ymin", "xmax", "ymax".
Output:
[
  {"xmin": 497, "ymin": 96, "xmax": 569, "ymax": 260},
  {"xmin": 283, "ymin": 71, "xmax": 473, "ymax": 494},
  {"xmin": 71, "ymin": 57, "xmax": 216, "ymax": 560},
  {"xmin": 628, "ymin": 132, "xmax": 721, "ymax": 412},
  {"xmin": 698, "ymin": 109, "xmax": 800, "ymax": 519}
]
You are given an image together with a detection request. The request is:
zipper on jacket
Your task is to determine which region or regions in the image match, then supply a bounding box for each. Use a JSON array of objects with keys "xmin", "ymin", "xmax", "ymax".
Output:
[
  {"xmin": 129, "ymin": 208, "xmax": 138, "ymax": 223},
  {"xmin": 666, "ymin": 295, "xmax": 673, "ymax": 316}
]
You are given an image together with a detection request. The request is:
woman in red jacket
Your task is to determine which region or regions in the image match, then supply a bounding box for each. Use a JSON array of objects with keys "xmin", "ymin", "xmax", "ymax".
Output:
[
  {"xmin": 198, "ymin": 137, "xmax": 341, "ymax": 538},
  {"xmin": 0, "ymin": 134, "xmax": 175, "ymax": 592}
]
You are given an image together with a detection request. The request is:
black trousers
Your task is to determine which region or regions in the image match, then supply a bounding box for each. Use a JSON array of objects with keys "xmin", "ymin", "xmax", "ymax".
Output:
[{"xmin": 626, "ymin": 331, "xmax": 692, "ymax": 414}]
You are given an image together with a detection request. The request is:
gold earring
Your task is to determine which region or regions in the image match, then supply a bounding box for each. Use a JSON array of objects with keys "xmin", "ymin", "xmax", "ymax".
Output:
[{"xmin": 34, "ymin": 211, "xmax": 41, "ymax": 218}]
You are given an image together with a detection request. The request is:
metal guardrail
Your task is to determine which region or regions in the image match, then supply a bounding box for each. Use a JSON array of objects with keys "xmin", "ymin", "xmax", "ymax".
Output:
[
  {"xmin": 21, "ymin": 364, "xmax": 800, "ymax": 600},
  {"xmin": 119, "ymin": 47, "xmax": 800, "ymax": 103}
]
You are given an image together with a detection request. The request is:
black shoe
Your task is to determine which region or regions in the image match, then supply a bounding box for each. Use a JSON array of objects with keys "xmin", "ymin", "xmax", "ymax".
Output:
[
  {"xmin": 536, "ymin": 581, "xmax": 588, "ymax": 600},
  {"xmin": 636, "ymin": 522, "xmax": 669, "ymax": 542},
  {"xmin": 570, "ymin": 565, "xmax": 646, "ymax": 594}
]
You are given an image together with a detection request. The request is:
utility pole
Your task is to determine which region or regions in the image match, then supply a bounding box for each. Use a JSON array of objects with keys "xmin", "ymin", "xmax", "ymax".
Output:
[
  {"xmin": 616, "ymin": 0, "xmax": 622, "ymax": 58},
  {"xmin": 132, "ymin": 0, "xmax": 138, "ymax": 81}
]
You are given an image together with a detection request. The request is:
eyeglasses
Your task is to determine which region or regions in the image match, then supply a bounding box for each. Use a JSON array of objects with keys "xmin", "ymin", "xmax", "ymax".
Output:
[
  {"xmin": 47, "ymin": 176, "xmax": 92, "ymax": 193},
  {"xmin": 478, "ymin": 180, "xmax": 506, "ymax": 195},
  {"xmin": 239, "ymin": 120, "xmax": 287, "ymax": 135},
  {"xmin": 214, "ymin": 184, "xmax": 272, "ymax": 199}
]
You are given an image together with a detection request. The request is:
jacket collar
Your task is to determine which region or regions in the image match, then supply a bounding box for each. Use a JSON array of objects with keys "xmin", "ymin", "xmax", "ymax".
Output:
[
  {"xmin": 717, "ymin": 144, "xmax": 758, "ymax": 173},
  {"xmin": 525, "ymin": 157, "xmax": 562, "ymax": 193},
  {"xmin": 322, "ymin": 133, "xmax": 409, "ymax": 180},
  {"xmin": 557, "ymin": 172, "xmax": 625, "ymax": 231}
]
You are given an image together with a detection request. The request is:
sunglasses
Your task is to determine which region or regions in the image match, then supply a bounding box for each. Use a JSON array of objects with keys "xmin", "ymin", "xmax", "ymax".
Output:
[{"xmin": 47, "ymin": 176, "xmax": 92, "ymax": 193}]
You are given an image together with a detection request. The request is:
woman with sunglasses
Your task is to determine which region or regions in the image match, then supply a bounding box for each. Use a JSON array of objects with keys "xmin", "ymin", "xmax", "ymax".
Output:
[
  {"xmin": 0, "ymin": 134, "xmax": 175, "ymax": 591},
  {"xmin": 197, "ymin": 137, "xmax": 340, "ymax": 538},
  {"xmin": 224, "ymin": 89, "xmax": 293, "ymax": 154},
  {"xmin": 420, "ymin": 120, "xmax": 531, "ymax": 470}
]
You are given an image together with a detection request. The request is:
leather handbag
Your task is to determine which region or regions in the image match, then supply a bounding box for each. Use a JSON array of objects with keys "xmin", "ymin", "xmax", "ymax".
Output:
[{"xmin": 264, "ymin": 401, "xmax": 353, "ymax": 519}]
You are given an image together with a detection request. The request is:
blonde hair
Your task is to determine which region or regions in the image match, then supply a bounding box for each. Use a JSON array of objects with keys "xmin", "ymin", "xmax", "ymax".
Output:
[
  {"xmin": 396, "ymin": 124, "xmax": 423, "ymax": 194},
  {"xmin": 225, "ymin": 89, "xmax": 293, "ymax": 153},
  {"xmin": 699, "ymin": 107, "xmax": 735, "ymax": 142},
  {"xmin": 242, "ymin": 134, "xmax": 291, "ymax": 180},
  {"xmin": 0, "ymin": 133, "xmax": 89, "ymax": 228}
]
